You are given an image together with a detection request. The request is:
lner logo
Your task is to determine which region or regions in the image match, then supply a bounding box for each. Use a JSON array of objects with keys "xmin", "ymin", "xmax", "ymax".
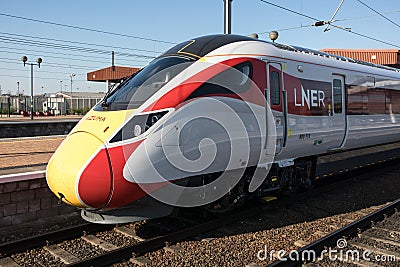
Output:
[{"xmin": 294, "ymin": 86, "xmax": 326, "ymax": 109}]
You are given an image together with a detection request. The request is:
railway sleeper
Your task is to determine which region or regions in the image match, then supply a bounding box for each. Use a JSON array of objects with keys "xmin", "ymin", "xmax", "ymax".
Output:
[
  {"xmin": 114, "ymin": 226, "xmax": 145, "ymax": 242},
  {"xmin": 372, "ymin": 225, "xmax": 400, "ymax": 236},
  {"xmin": 163, "ymin": 245, "xmax": 182, "ymax": 253},
  {"xmin": 244, "ymin": 263, "xmax": 264, "ymax": 267},
  {"xmin": 358, "ymin": 232, "xmax": 400, "ymax": 248},
  {"xmin": 293, "ymin": 239, "xmax": 309, "ymax": 247},
  {"xmin": 43, "ymin": 244, "xmax": 80, "ymax": 264},
  {"xmin": 334, "ymin": 251, "xmax": 382, "ymax": 267},
  {"xmin": 348, "ymin": 241, "xmax": 400, "ymax": 260},
  {"xmin": 130, "ymin": 256, "xmax": 152, "ymax": 266},
  {"xmin": 81, "ymin": 234, "xmax": 119, "ymax": 251},
  {"xmin": 0, "ymin": 257, "xmax": 20, "ymax": 267}
]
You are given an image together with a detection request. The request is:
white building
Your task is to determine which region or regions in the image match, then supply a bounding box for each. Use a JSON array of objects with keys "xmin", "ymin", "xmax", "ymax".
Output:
[{"xmin": 45, "ymin": 92, "xmax": 105, "ymax": 115}]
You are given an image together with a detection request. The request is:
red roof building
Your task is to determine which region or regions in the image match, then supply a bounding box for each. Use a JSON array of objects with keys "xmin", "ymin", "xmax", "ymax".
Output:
[
  {"xmin": 87, "ymin": 66, "xmax": 141, "ymax": 91},
  {"xmin": 320, "ymin": 49, "xmax": 400, "ymax": 68},
  {"xmin": 87, "ymin": 66, "xmax": 140, "ymax": 82}
]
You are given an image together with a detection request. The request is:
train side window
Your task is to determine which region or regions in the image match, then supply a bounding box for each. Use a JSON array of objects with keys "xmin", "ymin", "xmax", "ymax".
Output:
[
  {"xmin": 186, "ymin": 61, "xmax": 253, "ymax": 100},
  {"xmin": 368, "ymin": 89, "xmax": 385, "ymax": 115},
  {"xmin": 270, "ymin": 71, "xmax": 280, "ymax": 105},
  {"xmin": 391, "ymin": 91, "xmax": 400, "ymax": 114},
  {"xmin": 333, "ymin": 79, "xmax": 342, "ymax": 114}
]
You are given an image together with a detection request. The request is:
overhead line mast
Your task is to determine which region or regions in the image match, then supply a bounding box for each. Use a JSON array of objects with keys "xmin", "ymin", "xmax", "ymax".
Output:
[{"xmin": 224, "ymin": 0, "xmax": 233, "ymax": 34}]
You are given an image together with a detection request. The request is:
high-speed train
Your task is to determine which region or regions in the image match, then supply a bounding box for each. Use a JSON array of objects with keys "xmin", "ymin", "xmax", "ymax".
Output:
[{"xmin": 46, "ymin": 34, "xmax": 400, "ymax": 223}]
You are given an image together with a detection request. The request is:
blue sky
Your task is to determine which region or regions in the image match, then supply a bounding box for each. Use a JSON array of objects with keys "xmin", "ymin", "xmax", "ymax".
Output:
[{"xmin": 0, "ymin": 0, "xmax": 399, "ymax": 94}]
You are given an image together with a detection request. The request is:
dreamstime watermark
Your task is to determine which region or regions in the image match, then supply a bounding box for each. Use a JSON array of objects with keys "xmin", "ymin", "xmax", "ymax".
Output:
[
  {"xmin": 257, "ymin": 238, "xmax": 397, "ymax": 263},
  {"xmin": 122, "ymin": 60, "xmax": 277, "ymax": 207}
]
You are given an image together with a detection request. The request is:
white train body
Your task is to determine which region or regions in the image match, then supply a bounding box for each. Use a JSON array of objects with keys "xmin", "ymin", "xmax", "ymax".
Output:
[{"xmin": 46, "ymin": 35, "xmax": 400, "ymax": 223}]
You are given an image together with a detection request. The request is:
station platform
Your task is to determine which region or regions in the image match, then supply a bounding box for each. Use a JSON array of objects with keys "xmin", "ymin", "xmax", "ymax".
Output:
[
  {"xmin": 0, "ymin": 116, "xmax": 80, "ymax": 138},
  {"xmin": 0, "ymin": 136, "xmax": 64, "ymax": 176},
  {"xmin": 0, "ymin": 114, "xmax": 83, "ymax": 122}
]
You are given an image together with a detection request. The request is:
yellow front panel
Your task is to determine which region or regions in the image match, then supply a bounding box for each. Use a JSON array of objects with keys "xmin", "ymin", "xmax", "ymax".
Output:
[
  {"xmin": 72, "ymin": 109, "xmax": 135, "ymax": 143},
  {"xmin": 47, "ymin": 132, "xmax": 106, "ymax": 206},
  {"xmin": 46, "ymin": 108, "xmax": 135, "ymax": 207}
]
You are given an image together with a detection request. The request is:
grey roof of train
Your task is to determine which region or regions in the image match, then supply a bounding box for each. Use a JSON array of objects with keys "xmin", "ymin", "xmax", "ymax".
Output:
[
  {"xmin": 271, "ymin": 42, "xmax": 400, "ymax": 73},
  {"xmin": 165, "ymin": 34, "xmax": 400, "ymax": 73}
]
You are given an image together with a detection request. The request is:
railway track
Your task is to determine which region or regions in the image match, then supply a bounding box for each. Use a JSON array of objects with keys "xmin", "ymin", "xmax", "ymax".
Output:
[
  {"xmin": 0, "ymin": 223, "xmax": 114, "ymax": 257},
  {"xmin": 0, "ymin": 165, "xmax": 386, "ymax": 267},
  {"xmin": 130, "ymin": 161, "xmax": 400, "ymax": 266},
  {"xmin": 0, "ymin": 206, "xmax": 262, "ymax": 267},
  {"xmin": 267, "ymin": 199, "xmax": 400, "ymax": 267}
]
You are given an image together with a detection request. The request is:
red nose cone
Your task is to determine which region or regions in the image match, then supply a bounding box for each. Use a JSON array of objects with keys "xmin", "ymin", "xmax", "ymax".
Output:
[
  {"xmin": 78, "ymin": 141, "xmax": 113, "ymax": 209},
  {"xmin": 47, "ymin": 132, "xmax": 112, "ymax": 209}
]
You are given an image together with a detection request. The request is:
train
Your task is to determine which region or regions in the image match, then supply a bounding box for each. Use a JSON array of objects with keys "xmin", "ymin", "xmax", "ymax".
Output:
[{"xmin": 46, "ymin": 34, "xmax": 400, "ymax": 223}]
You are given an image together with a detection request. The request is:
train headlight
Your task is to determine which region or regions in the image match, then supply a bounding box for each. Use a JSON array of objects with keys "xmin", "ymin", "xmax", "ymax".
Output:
[
  {"xmin": 110, "ymin": 110, "xmax": 169, "ymax": 143},
  {"xmin": 133, "ymin": 124, "xmax": 142, "ymax": 137}
]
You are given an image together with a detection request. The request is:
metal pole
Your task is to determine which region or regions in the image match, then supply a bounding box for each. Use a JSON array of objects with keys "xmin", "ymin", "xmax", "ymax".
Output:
[
  {"xmin": 7, "ymin": 96, "xmax": 10, "ymax": 117},
  {"xmin": 112, "ymin": 51, "xmax": 115, "ymax": 71},
  {"xmin": 224, "ymin": 0, "xmax": 232, "ymax": 34},
  {"xmin": 30, "ymin": 63, "xmax": 34, "ymax": 120},
  {"xmin": 17, "ymin": 81, "xmax": 20, "ymax": 114},
  {"xmin": 69, "ymin": 74, "xmax": 75, "ymax": 94}
]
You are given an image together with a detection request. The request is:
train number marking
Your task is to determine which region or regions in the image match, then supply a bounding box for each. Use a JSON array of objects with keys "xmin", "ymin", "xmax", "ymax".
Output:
[{"xmin": 299, "ymin": 133, "xmax": 311, "ymax": 140}]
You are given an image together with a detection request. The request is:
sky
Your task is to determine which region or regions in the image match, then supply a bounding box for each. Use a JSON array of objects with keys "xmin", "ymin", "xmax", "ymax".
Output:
[{"xmin": 0, "ymin": 0, "xmax": 399, "ymax": 95}]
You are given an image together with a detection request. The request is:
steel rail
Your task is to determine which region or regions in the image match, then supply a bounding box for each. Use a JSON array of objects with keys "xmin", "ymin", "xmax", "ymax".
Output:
[
  {"xmin": 66, "ymin": 204, "xmax": 267, "ymax": 267},
  {"xmin": 0, "ymin": 223, "xmax": 115, "ymax": 256},
  {"xmin": 1, "ymin": 161, "xmax": 396, "ymax": 265},
  {"xmin": 66, "ymin": 172, "xmax": 367, "ymax": 267},
  {"xmin": 266, "ymin": 197, "xmax": 400, "ymax": 267},
  {"xmin": 0, "ymin": 177, "xmax": 340, "ymax": 260}
]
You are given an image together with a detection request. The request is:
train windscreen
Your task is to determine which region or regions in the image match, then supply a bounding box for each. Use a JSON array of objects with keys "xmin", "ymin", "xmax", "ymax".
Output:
[{"xmin": 97, "ymin": 56, "xmax": 194, "ymax": 111}]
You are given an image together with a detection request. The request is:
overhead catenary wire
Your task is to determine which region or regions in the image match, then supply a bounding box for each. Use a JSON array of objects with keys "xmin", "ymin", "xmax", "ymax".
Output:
[
  {"xmin": 323, "ymin": 0, "xmax": 345, "ymax": 32},
  {"xmin": 0, "ymin": 73, "xmax": 88, "ymax": 82},
  {"xmin": 257, "ymin": 0, "xmax": 400, "ymax": 49},
  {"xmin": 0, "ymin": 51, "xmax": 146, "ymax": 75},
  {"xmin": 0, "ymin": 66, "xmax": 89, "ymax": 76},
  {"xmin": 0, "ymin": 57, "xmax": 98, "ymax": 70},
  {"xmin": 0, "ymin": 41, "xmax": 148, "ymax": 78},
  {"xmin": 259, "ymin": 24, "xmax": 313, "ymax": 34},
  {"xmin": 260, "ymin": 10, "xmax": 400, "ymax": 33},
  {"xmin": 0, "ymin": 12, "xmax": 163, "ymax": 93},
  {"xmin": 356, "ymin": 0, "xmax": 400, "ymax": 29},
  {"xmin": 0, "ymin": 12, "xmax": 176, "ymax": 45},
  {"xmin": 0, "ymin": 35, "xmax": 155, "ymax": 59},
  {"xmin": 335, "ymin": 10, "xmax": 400, "ymax": 23},
  {"xmin": 258, "ymin": 0, "xmax": 318, "ymax": 21},
  {"xmin": 0, "ymin": 34, "xmax": 152, "ymax": 76},
  {"xmin": 0, "ymin": 45, "xmax": 150, "ymax": 65},
  {"xmin": 0, "ymin": 31, "xmax": 164, "ymax": 54},
  {"xmin": 0, "ymin": 48, "xmax": 112, "ymax": 65}
]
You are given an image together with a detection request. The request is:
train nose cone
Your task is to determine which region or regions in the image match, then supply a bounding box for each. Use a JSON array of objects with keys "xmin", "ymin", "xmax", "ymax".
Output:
[{"xmin": 46, "ymin": 132, "xmax": 112, "ymax": 209}]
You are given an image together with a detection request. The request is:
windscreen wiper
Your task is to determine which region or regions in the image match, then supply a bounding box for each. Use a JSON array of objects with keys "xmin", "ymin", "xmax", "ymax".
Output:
[{"xmin": 101, "ymin": 69, "xmax": 142, "ymax": 108}]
